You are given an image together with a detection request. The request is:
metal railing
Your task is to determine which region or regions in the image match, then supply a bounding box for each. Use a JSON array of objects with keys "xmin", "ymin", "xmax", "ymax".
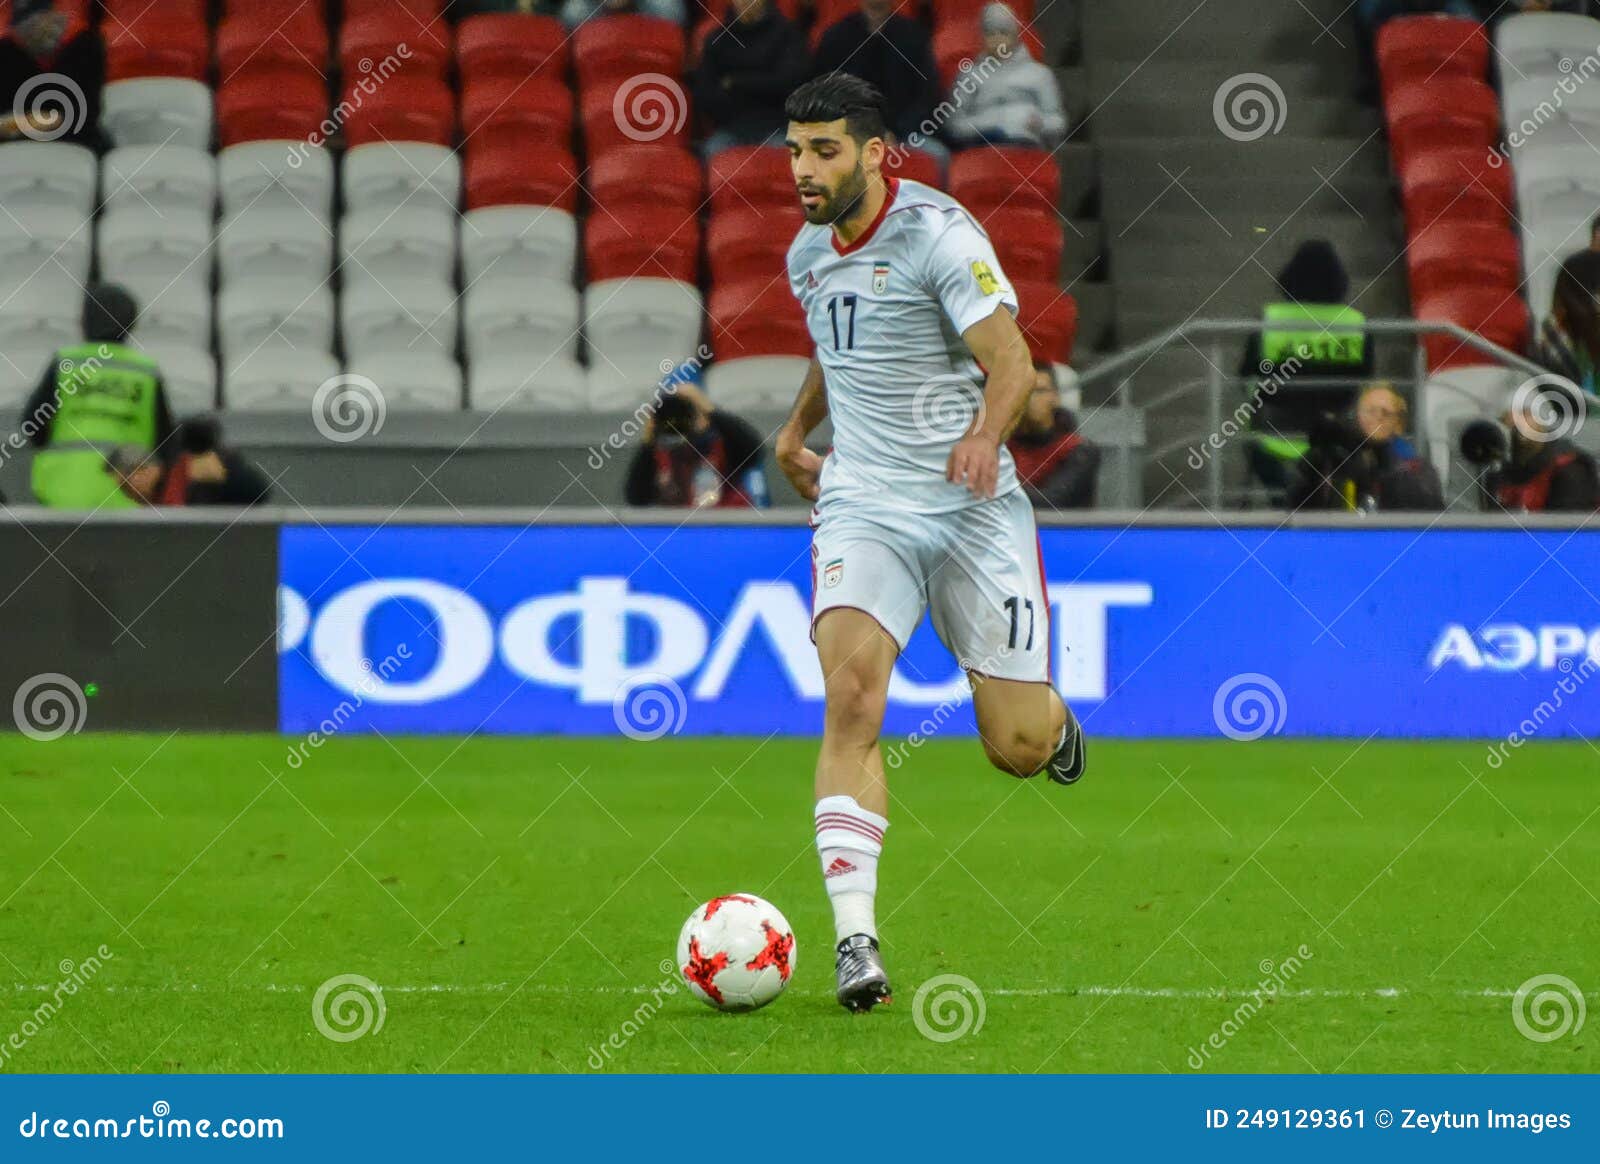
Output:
[{"xmin": 1076, "ymin": 318, "xmax": 1547, "ymax": 510}]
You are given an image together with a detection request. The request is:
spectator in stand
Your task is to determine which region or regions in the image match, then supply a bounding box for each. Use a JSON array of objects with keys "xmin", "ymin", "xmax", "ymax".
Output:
[
  {"xmin": 561, "ymin": 0, "xmax": 685, "ymax": 32},
  {"xmin": 24, "ymin": 284, "xmax": 174, "ymax": 510},
  {"xmin": 108, "ymin": 418, "xmax": 273, "ymax": 508},
  {"xmin": 1465, "ymin": 388, "xmax": 1600, "ymax": 512},
  {"xmin": 1291, "ymin": 383, "xmax": 1443, "ymax": 512},
  {"xmin": 626, "ymin": 384, "xmax": 772, "ymax": 508},
  {"xmin": 813, "ymin": 0, "xmax": 947, "ymax": 163},
  {"xmin": 1007, "ymin": 360, "xmax": 1099, "ymax": 509},
  {"xmin": 0, "ymin": 0, "xmax": 104, "ymax": 147},
  {"xmin": 1534, "ymin": 250, "xmax": 1600, "ymax": 398},
  {"xmin": 460, "ymin": 0, "xmax": 563, "ymax": 15},
  {"xmin": 945, "ymin": 3, "xmax": 1066, "ymax": 150},
  {"xmin": 693, "ymin": 0, "xmax": 809, "ymax": 157}
]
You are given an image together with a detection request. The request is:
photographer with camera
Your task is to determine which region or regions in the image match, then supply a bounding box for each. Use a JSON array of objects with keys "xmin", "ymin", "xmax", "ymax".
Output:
[
  {"xmin": 107, "ymin": 417, "xmax": 273, "ymax": 507},
  {"xmin": 1289, "ymin": 383, "xmax": 1443, "ymax": 512},
  {"xmin": 1460, "ymin": 387, "xmax": 1599, "ymax": 513},
  {"xmin": 625, "ymin": 383, "xmax": 771, "ymax": 509}
]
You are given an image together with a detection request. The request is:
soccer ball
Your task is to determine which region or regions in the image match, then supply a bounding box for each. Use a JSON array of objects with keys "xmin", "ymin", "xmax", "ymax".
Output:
[{"xmin": 676, "ymin": 894, "xmax": 796, "ymax": 1011}]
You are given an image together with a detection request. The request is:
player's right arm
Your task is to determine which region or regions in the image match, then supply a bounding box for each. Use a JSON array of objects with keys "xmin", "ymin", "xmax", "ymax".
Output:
[{"xmin": 774, "ymin": 356, "xmax": 828, "ymax": 502}]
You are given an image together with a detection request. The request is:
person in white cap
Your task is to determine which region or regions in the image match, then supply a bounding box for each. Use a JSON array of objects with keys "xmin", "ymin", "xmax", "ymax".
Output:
[{"xmin": 946, "ymin": 2, "xmax": 1066, "ymax": 149}]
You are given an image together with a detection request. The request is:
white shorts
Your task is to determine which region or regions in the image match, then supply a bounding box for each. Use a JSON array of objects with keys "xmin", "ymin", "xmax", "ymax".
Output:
[{"xmin": 809, "ymin": 486, "xmax": 1051, "ymax": 683}]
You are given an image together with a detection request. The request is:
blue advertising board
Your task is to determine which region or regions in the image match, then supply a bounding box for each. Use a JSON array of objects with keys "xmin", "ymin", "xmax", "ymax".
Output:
[{"xmin": 278, "ymin": 523, "xmax": 1600, "ymax": 739}]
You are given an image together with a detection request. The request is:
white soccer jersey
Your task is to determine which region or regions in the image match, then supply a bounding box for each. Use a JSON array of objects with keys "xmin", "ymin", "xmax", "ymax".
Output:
[{"xmin": 787, "ymin": 176, "xmax": 1021, "ymax": 513}]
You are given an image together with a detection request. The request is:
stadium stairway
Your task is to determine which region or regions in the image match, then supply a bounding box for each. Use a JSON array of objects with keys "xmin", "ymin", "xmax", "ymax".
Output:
[{"xmin": 1069, "ymin": 0, "xmax": 1409, "ymax": 507}]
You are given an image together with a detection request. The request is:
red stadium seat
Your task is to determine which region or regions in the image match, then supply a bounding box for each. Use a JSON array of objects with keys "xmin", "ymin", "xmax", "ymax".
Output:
[
  {"xmin": 1375, "ymin": 14, "xmax": 1487, "ymax": 98},
  {"xmin": 586, "ymin": 211, "xmax": 700, "ymax": 283},
  {"xmin": 104, "ymin": 17, "xmax": 209, "ymax": 82},
  {"xmin": 1399, "ymin": 147, "xmax": 1514, "ymax": 233},
  {"xmin": 457, "ymin": 13, "xmax": 569, "ymax": 82},
  {"xmin": 929, "ymin": 0, "xmax": 1035, "ymax": 26},
  {"xmin": 340, "ymin": 7, "xmax": 453, "ymax": 81},
  {"xmin": 1012, "ymin": 279, "xmax": 1078, "ymax": 365},
  {"xmin": 572, "ymin": 15, "xmax": 685, "ymax": 90},
  {"xmin": 883, "ymin": 147, "xmax": 944, "ymax": 189},
  {"xmin": 102, "ymin": 0, "xmax": 202, "ymax": 21},
  {"xmin": 342, "ymin": 75, "xmax": 455, "ymax": 147},
  {"xmin": 218, "ymin": 68, "xmax": 328, "ymax": 146},
  {"xmin": 977, "ymin": 207, "xmax": 1062, "ymax": 282},
  {"xmin": 466, "ymin": 144, "xmax": 580, "ymax": 211},
  {"xmin": 707, "ymin": 208, "xmax": 791, "ymax": 286},
  {"xmin": 711, "ymin": 278, "xmax": 811, "ymax": 359},
  {"xmin": 343, "ymin": 0, "xmax": 442, "ymax": 20},
  {"xmin": 1385, "ymin": 77, "xmax": 1498, "ymax": 168},
  {"xmin": 1407, "ymin": 223, "xmax": 1521, "ymax": 301},
  {"xmin": 588, "ymin": 144, "xmax": 704, "ymax": 214},
  {"xmin": 949, "ymin": 145, "xmax": 1058, "ymax": 214},
  {"xmin": 708, "ymin": 146, "xmax": 795, "ymax": 213},
  {"xmin": 932, "ymin": 24, "xmax": 1046, "ymax": 92},
  {"xmin": 461, "ymin": 75, "xmax": 574, "ymax": 151},
  {"xmin": 1416, "ymin": 287, "xmax": 1531, "ymax": 372},
  {"xmin": 582, "ymin": 78, "xmax": 691, "ymax": 158},
  {"xmin": 216, "ymin": 8, "xmax": 328, "ymax": 85}
]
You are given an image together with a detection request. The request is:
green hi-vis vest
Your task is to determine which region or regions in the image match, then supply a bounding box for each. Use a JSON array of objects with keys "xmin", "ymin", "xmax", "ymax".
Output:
[
  {"xmin": 30, "ymin": 342, "xmax": 160, "ymax": 510},
  {"xmin": 1260, "ymin": 302, "xmax": 1366, "ymax": 367}
]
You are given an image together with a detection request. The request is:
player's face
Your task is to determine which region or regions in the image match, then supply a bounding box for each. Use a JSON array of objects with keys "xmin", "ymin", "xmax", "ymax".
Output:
[{"xmin": 787, "ymin": 122, "xmax": 871, "ymax": 227}]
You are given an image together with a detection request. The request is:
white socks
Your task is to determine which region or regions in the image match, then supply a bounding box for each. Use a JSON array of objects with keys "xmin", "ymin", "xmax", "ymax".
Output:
[{"xmin": 814, "ymin": 795, "xmax": 888, "ymax": 943}]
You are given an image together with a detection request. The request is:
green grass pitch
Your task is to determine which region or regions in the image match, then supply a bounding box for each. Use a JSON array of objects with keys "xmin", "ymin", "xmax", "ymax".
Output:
[{"xmin": 0, "ymin": 734, "xmax": 1595, "ymax": 1074}]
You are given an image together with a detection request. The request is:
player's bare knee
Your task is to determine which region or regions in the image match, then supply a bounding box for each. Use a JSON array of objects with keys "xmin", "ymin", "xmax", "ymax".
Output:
[
  {"xmin": 980, "ymin": 728, "xmax": 1053, "ymax": 778},
  {"xmin": 823, "ymin": 662, "xmax": 887, "ymax": 735}
]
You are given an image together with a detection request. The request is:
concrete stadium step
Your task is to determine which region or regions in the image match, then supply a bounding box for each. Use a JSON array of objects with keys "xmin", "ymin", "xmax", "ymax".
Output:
[
  {"xmin": 1082, "ymin": 91, "xmax": 1381, "ymax": 140},
  {"xmin": 1113, "ymin": 210, "xmax": 1399, "ymax": 252},
  {"xmin": 1099, "ymin": 173, "xmax": 1396, "ymax": 233},
  {"xmin": 1080, "ymin": 0, "xmax": 1354, "ymax": 64},
  {"xmin": 1115, "ymin": 267, "xmax": 1408, "ymax": 328},
  {"xmin": 1095, "ymin": 137, "xmax": 1390, "ymax": 181},
  {"xmin": 1111, "ymin": 236, "xmax": 1401, "ymax": 282},
  {"xmin": 1083, "ymin": 60, "xmax": 1361, "ymax": 105}
]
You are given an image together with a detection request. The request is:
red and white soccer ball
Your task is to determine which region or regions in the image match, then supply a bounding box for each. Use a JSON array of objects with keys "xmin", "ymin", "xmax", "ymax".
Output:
[{"xmin": 676, "ymin": 894, "xmax": 796, "ymax": 1011}]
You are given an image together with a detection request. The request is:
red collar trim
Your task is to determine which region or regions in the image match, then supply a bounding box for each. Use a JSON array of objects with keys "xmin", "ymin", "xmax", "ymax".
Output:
[{"xmin": 832, "ymin": 176, "xmax": 898, "ymax": 255}]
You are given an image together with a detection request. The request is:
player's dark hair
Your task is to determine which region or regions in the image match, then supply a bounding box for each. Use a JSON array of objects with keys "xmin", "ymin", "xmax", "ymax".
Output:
[{"xmin": 784, "ymin": 73, "xmax": 888, "ymax": 146}]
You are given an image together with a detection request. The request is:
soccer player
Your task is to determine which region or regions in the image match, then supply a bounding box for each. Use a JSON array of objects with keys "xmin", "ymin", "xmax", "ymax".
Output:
[{"xmin": 774, "ymin": 74, "xmax": 1085, "ymax": 1013}]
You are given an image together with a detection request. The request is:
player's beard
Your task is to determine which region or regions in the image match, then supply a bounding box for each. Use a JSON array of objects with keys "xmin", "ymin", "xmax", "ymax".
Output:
[{"xmin": 807, "ymin": 161, "xmax": 870, "ymax": 227}]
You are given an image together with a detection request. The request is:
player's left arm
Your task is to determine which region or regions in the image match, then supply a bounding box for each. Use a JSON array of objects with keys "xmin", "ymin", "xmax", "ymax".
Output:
[{"xmin": 952, "ymin": 305, "xmax": 1034, "ymax": 496}]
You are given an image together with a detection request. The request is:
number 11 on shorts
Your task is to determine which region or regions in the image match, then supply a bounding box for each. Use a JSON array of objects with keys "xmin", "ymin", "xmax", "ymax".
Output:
[{"xmin": 1003, "ymin": 595, "xmax": 1034, "ymax": 651}]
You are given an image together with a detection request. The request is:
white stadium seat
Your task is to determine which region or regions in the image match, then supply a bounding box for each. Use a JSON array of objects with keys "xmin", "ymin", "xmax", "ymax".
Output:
[
  {"xmin": 464, "ymin": 276, "xmax": 579, "ymax": 365},
  {"xmin": 1512, "ymin": 142, "xmax": 1600, "ymax": 230},
  {"xmin": 468, "ymin": 354, "xmax": 588, "ymax": 412},
  {"xmin": 1521, "ymin": 216, "xmax": 1590, "ymax": 318},
  {"xmin": 345, "ymin": 351, "xmax": 463, "ymax": 411},
  {"xmin": 217, "ymin": 204, "xmax": 332, "ymax": 288},
  {"xmin": 342, "ymin": 143, "xmax": 460, "ymax": 215},
  {"xmin": 0, "ymin": 141, "xmax": 96, "ymax": 217},
  {"xmin": 341, "ymin": 205, "xmax": 458, "ymax": 289},
  {"xmin": 0, "ymin": 345, "xmax": 61, "ymax": 409},
  {"xmin": 461, "ymin": 206, "xmax": 577, "ymax": 286},
  {"xmin": 1495, "ymin": 12, "xmax": 1600, "ymax": 79},
  {"xmin": 219, "ymin": 278, "xmax": 334, "ymax": 361},
  {"xmin": 132, "ymin": 280, "xmax": 212, "ymax": 350},
  {"xmin": 0, "ymin": 205, "xmax": 91, "ymax": 287},
  {"xmin": 98, "ymin": 206, "xmax": 213, "ymax": 304},
  {"xmin": 136, "ymin": 343, "xmax": 217, "ymax": 416},
  {"xmin": 584, "ymin": 277, "xmax": 703, "ymax": 372},
  {"xmin": 101, "ymin": 79, "xmax": 213, "ymax": 150},
  {"xmin": 340, "ymin": 277, "xmax": 459, "ymax": 360},
  {"xmin": 223, "ymin": 348, "xmax": 341, "ymax": 411},
  {"xmin": 218, "ymin": 141, "xmax": 334, "ymax": 221},
  {"xmin": 101, "ymin": 144, "xmax": 216, "ymax": 217},
  {"xmin": 1503, "ymin": 74, "xmax": 1600, "ymax": 129},
  {"xmin": 704, "ymin": 355, "xmax": 812, "ymax": 410}
]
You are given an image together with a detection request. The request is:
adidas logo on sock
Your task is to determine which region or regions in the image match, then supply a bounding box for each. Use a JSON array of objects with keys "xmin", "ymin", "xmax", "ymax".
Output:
[{"xmin": 825, "ymin": 856, "xmax": 857, "ymax": 878}]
